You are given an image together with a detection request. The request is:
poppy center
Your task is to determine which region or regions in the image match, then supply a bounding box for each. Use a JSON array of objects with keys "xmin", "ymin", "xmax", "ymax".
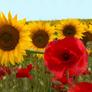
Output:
[
  {"xmin": 62, "ymin": 51, "xmax": 70, "ymax": 61},
  {"xmin": 63, "ymin": 25, "xmax": 76, "ymax": 36},
  {"xmin": 0, "ymin": 25, "xmax": 19, "ymax": 51},
  {"xmin": 32, "ymin": 30, "xmax": 49, "ymax": 48}
]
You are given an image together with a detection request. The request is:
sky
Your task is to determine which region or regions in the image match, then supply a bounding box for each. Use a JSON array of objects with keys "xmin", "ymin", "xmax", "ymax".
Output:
[{"xmin": 0, "ymin": 0, "xmax": 91, "ymax": 20}]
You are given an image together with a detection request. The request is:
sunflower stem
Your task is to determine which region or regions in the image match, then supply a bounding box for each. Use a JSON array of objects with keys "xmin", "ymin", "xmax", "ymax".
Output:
[{"xmin": 26, "ymin": 50, "xmax": 44, "ymax": 54}]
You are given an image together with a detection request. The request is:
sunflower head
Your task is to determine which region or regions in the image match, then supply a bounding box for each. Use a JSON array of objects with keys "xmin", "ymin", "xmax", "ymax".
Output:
[
  {"xmin": 82, "ymin": 24, "xmax": 92, "ymax": 46},
  {"xmin": 0, "ymin": 25, "xmax": 19, "ymax": 51},
  {"xmin": 62, "ymin": 24, "xmax": 76, "ymax": 36},
  {"xmin": 82, "ymin": 32, "xmax": 92, "ymax": 46},
  {"xmin": 56, "ymin": 19, "xmax": 86, "ymax": 39},
  {"xmin": 31, "ymin": 30, "xmax": 49, "ymax": 48},
  {"xmin": 28, "ymin": 21, "xmax": 55, "ymax": 51},
  {"xmin": 0, "ymin": 12, "xmax": 31, "ymax": 66}
]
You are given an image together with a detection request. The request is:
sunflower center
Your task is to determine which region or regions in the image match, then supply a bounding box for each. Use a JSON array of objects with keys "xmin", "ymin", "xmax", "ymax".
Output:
[
  {"xmin": 0, "ymin": 25, "xmax": 19, "ymax": 51},
  {"xmin": 63, "ymin": 25, "xmax": 76, "ymax": 36},
  {"xmin": 82, "ymin": 32, "xmax": 92, "ymax": 46},
  {"xmin": 1, "ymin": 33, "xmax": 12, "ymax": 42},
  {"xmin": 32, "ymin": 30, "xmax": 49, "ymax": 48}
]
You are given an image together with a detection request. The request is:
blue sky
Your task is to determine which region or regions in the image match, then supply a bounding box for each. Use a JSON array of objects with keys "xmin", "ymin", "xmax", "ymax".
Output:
[{"xmin": 0, "ymin": 0, "xmax": 91, "ymax": 20}]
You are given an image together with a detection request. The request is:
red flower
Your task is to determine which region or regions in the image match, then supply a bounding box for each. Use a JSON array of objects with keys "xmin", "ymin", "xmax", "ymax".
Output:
[
  {"xmin": 0, "ymin": 66, "xmax": 11, "ymax": 80},
  {"xmin": 82, "ymin": 69, "xmax": 92, "ymax": 75},
  {"xmin": 16, "ymin": 64, "xmax": 32, "ymax": 80},
  {"xmin": 51, "ymin": 83, "xmax": 66, "ymax": 92},
  {"xmin": 51, "ymin": 74, "xmax": 73, "ymax": 85},
  {"xmin": 68, "ymin": 82, "xmax": 92, "ymax": 92},
  {"xmin": 44, "ymin": 37, "xmax": 88, "ymax": 79}
]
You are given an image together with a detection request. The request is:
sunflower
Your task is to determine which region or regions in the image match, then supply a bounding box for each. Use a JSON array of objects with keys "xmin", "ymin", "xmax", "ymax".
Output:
[
  {"xmin": 56, "ymin": 19, "xmax": 86, "ymax": 39},
  {"xmin": 0, "ymin": 12, "xmax": 31, "ymax": 66},
  {"xmin": 82, "ymin": 32, "xmax": 92, "ymax": 46},
  {"xmin": 82, "ymin": 24, "xmax": 92, "ymax": 46},
  {"xmin": 28, "ymin": 21, "xmax": 55, "ymax": 51},
  {"xmin": 84, "ymin": 24, "xmax": 92, "ymax": 56}
]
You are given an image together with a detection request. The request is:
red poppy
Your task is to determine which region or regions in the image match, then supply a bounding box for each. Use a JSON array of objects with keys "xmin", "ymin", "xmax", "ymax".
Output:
[
  {"xmin": 68, "ymin": 82, "xmax": 92, "ymax": 92},
  {"xmin": 82, "ymin": 69, "xmax": 92, "ymax": 75},
  {"xmin": 51, "ymin": 83, "xmax": 66, "ymax": 92},
  {"xmin": 0, "ymin": 66, "xmax": 11, "ymax": 80},
  {"xmin": 16, "ymin": 64, "xmax": 32, "ymax": 80},
  {"xmin": 44, "ymin": 37, "xmax": 88, "ymax": 79},
  {"xmin": 51, "ymin": 74, "xmax": 73, "ymax": 85}
]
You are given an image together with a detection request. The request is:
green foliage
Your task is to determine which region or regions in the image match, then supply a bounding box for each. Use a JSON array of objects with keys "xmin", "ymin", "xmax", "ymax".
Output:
[{"xmin": 0, "ymin": 55, "xmax": 92, "ymax": 92}]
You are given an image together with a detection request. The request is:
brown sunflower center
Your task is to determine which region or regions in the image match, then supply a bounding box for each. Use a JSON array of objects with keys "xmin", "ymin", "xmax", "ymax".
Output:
[
  {"xmin": 62, "ymin": 25, "xmax": 76, "ymax": 36},
  {"xmin": 0, "ymin": 25, "xmax": 19, "ymax": 51},
  {"xmin": 32, "ymin": 30, "xmax": 49, "ymax": 48},
  {"xmin": 82, "ymin": 32, "xmax": 92, "ymax": 46}
]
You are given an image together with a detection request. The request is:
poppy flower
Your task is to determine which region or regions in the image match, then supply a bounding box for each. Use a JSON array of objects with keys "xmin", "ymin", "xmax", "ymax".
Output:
[
  {"xmin": 51, "ymin": 83, "xmax": 66, "ymax": 92},
  {"xmin": 44, "ymin": 37, "xmax": 88, "ymax": 79},
  {"xmin": 82, "ymin": 69, "xmax": 92, "ymax": 75},
  {"xmin": 16, "ymin": 64, "xmax": 32, "ymax": 80},
  {"xmin": 0, "ymin": 66, "xmax": 11, "ymax": 80},
  {"xmin": 68, "ymin": 82, "xmax": 92, "ymax": 92},
  {"xmin": 51, "ymin": 74, "xmax": 73, "ymax": 85}
]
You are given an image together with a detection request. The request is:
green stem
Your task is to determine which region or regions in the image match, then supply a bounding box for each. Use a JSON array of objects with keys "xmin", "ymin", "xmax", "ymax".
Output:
[{"xmin": 27, "ymin": 50, "xmax": 44, "ymax": 54}]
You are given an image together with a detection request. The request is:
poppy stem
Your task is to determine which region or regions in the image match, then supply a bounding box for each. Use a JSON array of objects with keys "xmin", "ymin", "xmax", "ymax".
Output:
[
  {"xmin": 74, "ymin": 76, "xmax": 78, "ymax": 83},
  {"xmin": 66, "ymin": 70, "xmax": 69, "ymax": 80}
]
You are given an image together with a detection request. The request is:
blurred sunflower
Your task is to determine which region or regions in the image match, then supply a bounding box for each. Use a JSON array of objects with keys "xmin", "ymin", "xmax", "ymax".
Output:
[
  {"xmin": 83, "ymin": 24, "xmax": 92, "ymax": 55},
  {"xmin": 0, "ymin": 12, "xmax": 30, "ymax": 66},
  {"xmin": 56, "ymin": 19, "xmax": 86, "ymax": 39},
  {"xmin": 28, "ymin": 21, "xmax": 55, "ymax": 51},
  {"xmin": 82, "ymin": 32, "xmax": 92, "ymax": 46}
]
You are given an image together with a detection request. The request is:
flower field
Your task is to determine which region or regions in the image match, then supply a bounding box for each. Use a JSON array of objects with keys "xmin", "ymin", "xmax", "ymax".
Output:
[
  {"xmin": 0, "ymin": 56, "xmax": 92, "ymax": 92},
  {"xmin": 0, "ymin": 12, "xmax": 91, "ymax": 92}
]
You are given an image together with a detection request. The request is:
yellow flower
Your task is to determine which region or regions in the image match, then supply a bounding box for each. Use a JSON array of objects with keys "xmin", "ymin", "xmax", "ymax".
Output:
[
  {"xmin": 28, "ymin": 21, "xmax": 55, "ymax": 51},
  {"xmin": 90, "ymin": 50, "xmax": 92, "ymax": 56},
  {"xmin": 0, "ymin": 12, "xmax": 31, "ymax": 66},
  {"xmin": 82, "ymin": 24, "xmax": 92, "ymax": 46},
  {"xmin": 86, "ymin": 48, "xmax": 92, "ymax": 55},
  {"xmin": 56, "ymin": 19, "xmax": 86, "ymax": 39}
]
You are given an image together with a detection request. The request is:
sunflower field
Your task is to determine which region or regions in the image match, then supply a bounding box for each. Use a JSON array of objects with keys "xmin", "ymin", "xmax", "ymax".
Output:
[{"xmin": 0, "ymin": 12, "xmax": 91, "ymax": 92}]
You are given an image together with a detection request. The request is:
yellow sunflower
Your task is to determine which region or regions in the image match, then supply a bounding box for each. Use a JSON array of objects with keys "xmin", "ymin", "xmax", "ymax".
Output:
[
  {"xmin": 0, "ymin": 12, "xmax": 31, "ymax": 66},
  {"xmin": 82, "ymin": 24, "xmax": 92, "ymax": 56},
  {"xmin": 28, "ymin": 21, "xmax": 55, "ymax": 51},
  {"xmin": 56, "ymin": 19, "xmax": 86, "ymax": 39},
  {"xmin": 82, "ymin": 24, "xmax": 92, "ymax": 46},
  {"xmin": 90, "ymin": 50, "xmax": 92, "ymax": 56},
  {"xmin": 87, "ymin": 44, "xmax": 92, "ymax": 55}
]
